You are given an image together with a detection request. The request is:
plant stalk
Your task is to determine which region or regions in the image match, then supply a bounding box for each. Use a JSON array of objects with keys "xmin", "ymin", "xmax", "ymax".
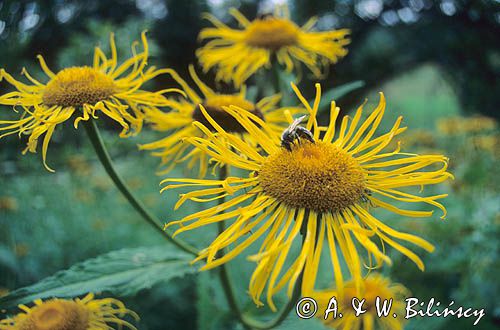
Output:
[
  {"xmin": 215, "ymin": 164, "xmax": 303, "ymax": 329},
  {"xmin": 271, "ymin": 58, "xmax": 282, "ymax": 106},
  {"xmin": 215, "ymin": 165, "xmax": 251, "ymax": 329},
  {"xmin": 83, "ymin": 120, "xmax": 198, "ymax": 256}
]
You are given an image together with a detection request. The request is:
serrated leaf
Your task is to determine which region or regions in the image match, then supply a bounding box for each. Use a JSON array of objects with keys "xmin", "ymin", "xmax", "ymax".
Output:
[{"xmin": 0, "ymin": 246, "xmax": 197, "ymax": 308}]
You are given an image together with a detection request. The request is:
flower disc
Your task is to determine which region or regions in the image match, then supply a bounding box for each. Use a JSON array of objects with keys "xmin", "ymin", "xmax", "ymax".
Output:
[
  {"xmin": 192, "ymin": 95, "xmax": 264, "ymax": 133},
  {"xmin": 244, "ymin": 17, "xmax": 299, "ymax": 50},
  {"xmin": 18, "ymin": 300, "xmax": 89, "ymax": 330},
  {"xmin": 259, "ymin": 141, "xmax": 366, "ymax": 213},
  {"xmin": 43, "ymin": 66, "xmax": 116, "ymax": 107}
]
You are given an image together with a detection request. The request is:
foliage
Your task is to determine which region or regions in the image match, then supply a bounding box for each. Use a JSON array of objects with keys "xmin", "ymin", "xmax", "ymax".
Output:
[{"xmin": 0, "ymin": 246, "xmax": 196, "ymax": 307}]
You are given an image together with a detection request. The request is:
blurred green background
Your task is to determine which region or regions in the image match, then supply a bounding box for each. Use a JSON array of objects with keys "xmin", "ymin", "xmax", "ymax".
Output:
[{"xmin": 0, "ymin": 1, "xmax": 499, "ymax": 329}]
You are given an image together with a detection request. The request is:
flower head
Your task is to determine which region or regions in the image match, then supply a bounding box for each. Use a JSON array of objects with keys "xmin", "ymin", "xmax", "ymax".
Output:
[
  {"xmin": 469, "ymin": 134, "xmax": 500, "ymax": 156},
  {"xmin": 140, "ymin": 65, "xmax": 305, "ymax": 177},
  {"xmin": 0, "ymin": 32, "xmax": 181, "ymax": 171},
  {"xmin": 315, "ymin": 274, "xmax": 408, "ymax": 330},
  {"xmin": 0, "ymin": 293, "xmax": 138, "ymax": 330},
  {"xmin": 163, "ymin": 83, "xmax": 452, "ymax": 310},
  {"xmin": 196, "ymin": 7, "xmax": 350, "ymax": 86},
  {"xmin": 436, "ymin": 115, "xmax": 497, "ymax": 135}
]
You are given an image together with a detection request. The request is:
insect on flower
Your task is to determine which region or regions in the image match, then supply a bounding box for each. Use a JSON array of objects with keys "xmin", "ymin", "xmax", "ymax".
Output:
[
  {"xmin": 281, "ymin": 115, "xmax": 315, "ymax": 151},
  {"xmin": 162, "ymin": 83, "xmax": 453, "ymax": 310}
]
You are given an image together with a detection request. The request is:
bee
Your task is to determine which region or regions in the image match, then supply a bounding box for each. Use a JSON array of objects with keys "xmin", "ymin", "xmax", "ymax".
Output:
[{"xmin": 281, "ymin": 115, "xmax": 315, "ymax": 151}]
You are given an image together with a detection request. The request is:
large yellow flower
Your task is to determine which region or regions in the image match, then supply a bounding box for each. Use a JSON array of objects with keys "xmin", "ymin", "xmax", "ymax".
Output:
[
  {"xmin": 314, "ymin": 274, "xmax": 408, "ymax": 330},
  {"xmin": 0, "ymin": 32, "xmax": 181, "ymax": 171},
  {"xmin": 140, "ymin": 65, "xmax": 304, "ymax": 177},
  {"xmin": 0, "ymin": 293, "xmax": 138, "ymax": 330},
  {"xmin": 163, "ymin": 83, "xmax": 452, "ymax": 310},
  {"xmin": 196, "ymin": 7, "xmax": 350, "ymax": 86}
]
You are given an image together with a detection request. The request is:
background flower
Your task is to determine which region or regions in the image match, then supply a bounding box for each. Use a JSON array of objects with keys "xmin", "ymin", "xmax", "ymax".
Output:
[
  {"xmin": 314, "ymin": 273, "xmax": 409, "ymax": 330},
  {"xmin": 0, "ymin": 32, "xmax": 180, "ymax": 171},
  {"xmin": 196, "ymin": 6, "xmax": 349, "ymax": 86},
  {"xmin": 0, "ymin": 293, "xmax": 138, "ymax": 330},
  {"xmin": 140, "ymin": 65, "xmax": 305, "ymax": 177}
]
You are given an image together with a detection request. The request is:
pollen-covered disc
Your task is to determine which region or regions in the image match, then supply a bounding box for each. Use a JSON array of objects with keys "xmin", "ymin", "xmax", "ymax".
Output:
[{"xmin": 259, "ymin": 141, "xmax": 366, "ymax": 213}]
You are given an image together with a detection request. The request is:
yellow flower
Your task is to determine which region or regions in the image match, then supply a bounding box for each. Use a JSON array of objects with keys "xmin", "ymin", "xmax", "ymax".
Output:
[
  {"xmin": 140, "ymin": 65, "xmax": 305, "ymax": 177},
  {"xmin": 0, "ymin": 293, "xmax": 138, "ymax": 330},
  {"xmin": 436, "ymin": 115, "xmax": 497, "ymax": 135},
  {"xmin": 400, "ymin": 129, "xmax": 436, "ymax": 148},
  {"xmin": 163, "ymin": 83, "xmax": 452, "ymax": 310},
  {"xmin": 196, "ymin": 7, "xmax": 350, "ymax": 86},
  {"xmin": 468, "ymin": 134, "xmax": 500, "ymax": 156},
  {"xmin": 0, "ymin": 32, "xmax": 181, "ymax": 172},
  {"xmin": 314, "ymin": 274, "xmax": 408, "ymax": 330}
]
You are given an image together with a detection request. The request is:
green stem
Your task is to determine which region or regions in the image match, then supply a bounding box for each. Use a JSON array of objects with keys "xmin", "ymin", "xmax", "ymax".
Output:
[
  {"xmin": 271, "ymin": 59, "xmax": 282, "ymax": 103},
  {"xmin": 242, "ymin": 240, "xmax": 304, "ymax": 330},
  {"xmin": 83, "ymin": 120, "xmax": 198, "ymax": 256},
  {"xmin": 216, "ymin": 165, "xmax": 303, "ymax": 330},
  {"xmin": 215, "ymin": 165, "xmax": 251, "ymax": 329},
  {"xmin": 219, "ymin": 251, "xmax": 252, "ymax": 330},
  {"xmin": 242, "ymin": 275, "xmax": 303, "ymax": 330}
]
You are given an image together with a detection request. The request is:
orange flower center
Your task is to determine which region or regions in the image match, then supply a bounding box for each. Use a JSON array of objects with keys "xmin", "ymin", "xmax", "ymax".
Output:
[
  {"xmin": 259, "ymin": 141, "xmax": 366, "ymax": 213},
  {"xmin": 244, "ymin": 17, "xmax": 299, "ymax": 50},
  {"xmin": 192, "ymin": 94, "xmax": 264, "ymax": 133},
  {"xmin": 18, "ymin": 300, "xmax": 89, "ymax": 330},
  {"xmin": 43, "ymin": 66, "xmax": 116, "ymax": 107}
]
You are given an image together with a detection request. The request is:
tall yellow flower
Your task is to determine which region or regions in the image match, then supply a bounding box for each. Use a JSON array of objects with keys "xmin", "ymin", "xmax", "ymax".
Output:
[
  {"xmin": 196, "ymin": 7, "xmax": 350, "ymax": 86},
  {"xmin": 436, "ymin": 115, "xmax": 497, "ymax": 135},
  {"xmin": 314, "ymin": 274, "xmax": 408, "ymax": 330},
  {"xmin": 0, "ymin": 32, "xmax": 181, "ymax": 171},
  {"xmin": 163, "ymin": 83, "xmax": 452, "ymax": 310},
  {"xmin": 0, "ymin": 293, "xmax": 138, "ymax": 330},
  {"xmin": 140, "ymin": 65, "xmax": 304, "ymax": 177}
]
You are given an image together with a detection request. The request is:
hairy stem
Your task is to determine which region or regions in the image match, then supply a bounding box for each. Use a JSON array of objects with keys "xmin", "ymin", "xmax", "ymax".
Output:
[
  {"xmin": 271, "ymin": 59, "xmax": 282, "ymax": 106},
  {"xmin": 215, "ymin": 165, "xmax": 303, "ymax": 329},
  {"xmin": 83, "ymin": 120, "xmax": 198, "ymax": 256},
  {"xmin": 243, "ymin": 274, "xmax": 303, "ymax": 330},
  {"xmin": 215, "ymin": 165, "xmax": 251, "ymax": 329},
  {"xmin": 242, "ymin": 234, "xmax": 305, "ymax": 330}
]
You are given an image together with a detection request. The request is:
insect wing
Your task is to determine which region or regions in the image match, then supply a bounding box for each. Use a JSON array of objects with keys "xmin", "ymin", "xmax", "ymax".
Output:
[{"xmin": 287, "ymin": 115, "xmax": 307, "ymax": 132}]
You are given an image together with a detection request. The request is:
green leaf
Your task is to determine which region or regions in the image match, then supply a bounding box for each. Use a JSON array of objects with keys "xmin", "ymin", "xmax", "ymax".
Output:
[
  {"xmin": 0, "ymin": 246, "xmax": 197, "ymax": 308},
  {"xmin": 277, "ymin": 70, "xmax": 299, "ymax": 106},
  {"xmin": 197, "ymin": 271, "xmax": 243, "ymax": 330},
  {"xmin": 323, "ymin": 80, "xmax": 365, "ymax": 101}
]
